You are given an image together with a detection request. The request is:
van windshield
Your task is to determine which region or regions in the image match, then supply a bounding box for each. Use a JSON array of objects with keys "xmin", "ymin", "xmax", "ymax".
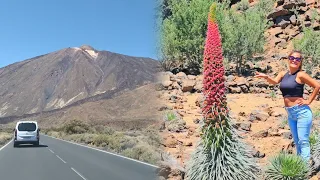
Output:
[{"xmin": 18, "ymin": 123, "xmax": 36, "ymax": 131}]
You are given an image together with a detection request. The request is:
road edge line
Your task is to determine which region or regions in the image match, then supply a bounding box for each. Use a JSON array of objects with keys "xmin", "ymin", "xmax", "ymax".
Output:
[
  {"xmin": 0, "ymin": 139, "xmax": 13, "ymax": 151},
  {"xmin": 41, "ymin": 134, "xmax": 159, "ymax": 168}
]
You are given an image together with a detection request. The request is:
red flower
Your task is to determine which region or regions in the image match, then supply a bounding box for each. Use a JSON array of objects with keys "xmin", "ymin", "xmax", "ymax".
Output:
[{"xmin": 202, "ymin": 3, "xmax": 226, "ymax": 118}]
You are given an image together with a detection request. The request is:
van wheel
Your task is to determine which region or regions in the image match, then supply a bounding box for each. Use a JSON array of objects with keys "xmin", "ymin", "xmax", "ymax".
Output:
[
  {"xmin": 13, "ymin": 142, "xmax": 18, "ymax": 148},
  {"xmin": 34, "ymin": 141, "xmax": 39, "ymax": 146}
]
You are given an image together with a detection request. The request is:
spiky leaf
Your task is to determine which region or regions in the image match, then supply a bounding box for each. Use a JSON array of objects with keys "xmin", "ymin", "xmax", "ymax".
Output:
[{"xmin": 265, "ymin": 152, "xmax": 310, "ymax": 180}]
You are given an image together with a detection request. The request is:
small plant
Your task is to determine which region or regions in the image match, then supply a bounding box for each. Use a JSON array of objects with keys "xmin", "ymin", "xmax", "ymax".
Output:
[
  {"xmin": 313, "ymin": 109, "xmax": 320, "ymax": 120},
  {"xmin": 310, "ymin": 130, "xmax": 320, "ymax": 171},
  {"xmin": 165, "ymin": 111, "xmax": 177, "ymax": 121},
  {"xmin": 270, "ymin": 91, "xmax": 277, "ymax": 101},
  {"xmin": 265, "ymin": 152, "xmax": 311, "ymax": 180},
  {"xmin": 310, "ymin": 131, "xmax": 319, "ymax": 148},
  {"xmin": 278, "ymin": 116, "xmax": 288, "ymax": 129}
]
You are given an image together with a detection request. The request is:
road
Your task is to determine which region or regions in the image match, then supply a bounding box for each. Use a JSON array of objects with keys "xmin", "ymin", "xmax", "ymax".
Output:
[{"xmin": 0, "ymin": 134, "xmax": 159, "ymax": 180}]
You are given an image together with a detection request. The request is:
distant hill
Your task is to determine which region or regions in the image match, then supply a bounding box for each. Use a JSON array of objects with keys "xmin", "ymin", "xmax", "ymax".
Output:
[{"xmin": 0, "ymin": 45, "xmax": 160, "ymax": 120}]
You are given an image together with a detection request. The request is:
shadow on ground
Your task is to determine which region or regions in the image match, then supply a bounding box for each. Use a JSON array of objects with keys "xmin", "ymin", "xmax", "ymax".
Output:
[{"xmin": 14, "ymin": 144, "xmax": 48, "ymax": 148}]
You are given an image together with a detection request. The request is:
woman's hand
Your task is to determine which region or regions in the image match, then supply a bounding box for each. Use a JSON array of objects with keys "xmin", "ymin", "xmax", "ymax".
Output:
[
  {"xmin": 297, "ymin": 98, "xmax": 311, "ymax": 106},
  {"xmin": 254, "ymin": 72, "xmax": 268, "ymax": 79}
]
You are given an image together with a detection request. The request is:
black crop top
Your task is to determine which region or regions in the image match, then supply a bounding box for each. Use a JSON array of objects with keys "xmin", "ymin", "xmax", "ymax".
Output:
[{"xmin": 279, "ymin": 70, "xmax": 304, "ymax": 97}]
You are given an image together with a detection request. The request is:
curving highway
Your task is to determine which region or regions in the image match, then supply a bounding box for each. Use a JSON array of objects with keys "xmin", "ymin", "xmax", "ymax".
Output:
[{"xmin": 0, "ymin": 134, "xmax": 159, "ymax": 180}]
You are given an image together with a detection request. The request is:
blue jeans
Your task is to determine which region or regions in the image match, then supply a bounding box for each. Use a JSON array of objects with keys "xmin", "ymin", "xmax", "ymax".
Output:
[{"xmin": 285, "ymin": 104, "xmax": 313, "ymax": 161}]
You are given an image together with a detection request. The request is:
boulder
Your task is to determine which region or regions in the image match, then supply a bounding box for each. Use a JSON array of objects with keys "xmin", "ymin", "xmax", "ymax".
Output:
[
  {"xmin": 229, "ymin": 86, "xmax": 242, "ymax": 93},
  {"xmin": 181, "ymin": 79, "xmax": 196, "ymax": 92},
  {"xmin": 187, "ymin": 75, "xmax": 197, "ymax": 80},
  {"xmin": 176, "ymin": 72, "xmax": 187, "ymax": 79},
  {"xmin": 267, "ymin": 7, "xmax": 290, "ymax": 19},
  {"xmin": 249, "ymin": 110, "xmax": 269, "ymax": 121},
  {"xmin": 236, "ymin": 122, "xmax": 252, "ymax": 131},
  {"xmin": 162, "ymin": 80, "xmax": 173, "ymax": 88},
  {"xmin": 269, "ymin": 27, "xmax": 284, "ymax": 36},
  {"xmin": 283, "ymin": 0, "xmax": 306, "ymax": 9},
  {"xmin": 275, "ymin": 16, "xmax": 291, "ymax": 29},
  {"xmin": 193, "ymin": 82, "xmax": 203, "ymax": 93},
  {"xmin": 253, "ymin": 130, "xmax": 269, "ymax": 138},
  {"xmin": 289, "ymin": 15, "xmax": 297, "ymax": 25}
]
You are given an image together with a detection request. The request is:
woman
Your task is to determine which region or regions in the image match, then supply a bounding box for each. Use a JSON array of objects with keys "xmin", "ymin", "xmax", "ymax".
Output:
[{"xmin": 255, "ymin": 50, "xmax": 320, "ymax": 162}]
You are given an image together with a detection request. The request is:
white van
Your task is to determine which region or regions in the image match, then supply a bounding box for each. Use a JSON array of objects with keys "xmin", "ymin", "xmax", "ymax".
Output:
[{"xmin": 13, "ymin": 121, "xmax": 40, "ymax": 147}]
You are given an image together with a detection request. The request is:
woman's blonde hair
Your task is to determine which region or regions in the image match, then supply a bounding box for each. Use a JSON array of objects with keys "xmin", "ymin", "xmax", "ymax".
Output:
[{"xmin": 288, "ymin": 50, "xmax": 303, "ymax": 70}]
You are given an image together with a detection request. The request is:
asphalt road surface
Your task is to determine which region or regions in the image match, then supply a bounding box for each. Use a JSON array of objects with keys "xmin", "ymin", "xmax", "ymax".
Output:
[{"xmin": 0, "ymin": 134, "xmax": 159, "ymax": 180}]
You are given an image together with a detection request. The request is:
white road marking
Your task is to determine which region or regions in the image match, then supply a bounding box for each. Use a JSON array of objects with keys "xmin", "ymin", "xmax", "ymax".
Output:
[
  {"xmin": 42, "ymin": 134, "xmax": 159, "ymax": 168},
  {"xmin": 0, "ymin": 139, "xmax": 13, "ymax": 151},
  {"xmin": 71, "ymin": 167, "xmax": 87, "ymax": 180},
  {"xmin": 56, "ymin": 155, "xmax": 67, "ymax": 163},
  {"xmin": 48, "ymin": 149, "xmax": 54, "ymax": 154}
]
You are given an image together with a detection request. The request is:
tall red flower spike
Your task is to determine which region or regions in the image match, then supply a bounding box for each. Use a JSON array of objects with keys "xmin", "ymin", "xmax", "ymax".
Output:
[
  {"xmin": 186, "ymin": 5, "xmax": 259, "ymax": 179},
  {"xmin": 202, "ymin": 4, "xmax": 227, "ymax": 121}
]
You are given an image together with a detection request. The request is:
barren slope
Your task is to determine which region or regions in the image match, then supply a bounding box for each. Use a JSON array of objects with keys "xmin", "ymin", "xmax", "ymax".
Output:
[{"xmin": 0, "ymin": 45, "xmax": 159, "ymax": 118}]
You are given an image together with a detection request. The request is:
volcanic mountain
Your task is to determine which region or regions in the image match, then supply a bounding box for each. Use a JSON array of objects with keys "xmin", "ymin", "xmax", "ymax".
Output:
[{"xmin": 0, "ymin": 45, "xmax": 160, "ymax": 120}]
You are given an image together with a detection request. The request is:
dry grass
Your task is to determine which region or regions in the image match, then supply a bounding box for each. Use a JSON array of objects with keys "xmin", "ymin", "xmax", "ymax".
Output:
[
  {"xmin": 0, "ymin": 132, "xmax": 12, "ymax": 146},
  {"xmin": 43, "ymin": 122, "xmax": 162, "ymax": 165}
]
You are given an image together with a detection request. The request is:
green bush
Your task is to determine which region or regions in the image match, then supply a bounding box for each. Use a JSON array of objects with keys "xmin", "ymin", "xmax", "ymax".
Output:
[
  {"xmin": 159, "ymin": 0, "xmax": 272, "ymax": 74},
  {"xmin": 293, "ymin": 9, "xmax": 320, "ymax": 75},
  {"xmin": 93, "ymin": 134, "xmax": 110, "ymax": 146},
  {"xmin": 293, "ymin": 28, "xmax": 320, "ymax": 74},
  {"xmin": 265, "ymin": 152, "xmax": 310, "ymax": 180},
  {"xmin": 217, "ymin": 0, "xmax": 272, "ymax": 74},
  {"xmin": 159, "ymin": 0, "xmax": 214, "ymax": 72},
  {"xmin": 62, "ymin": 119, "xmax": 90, "ymax": 134}
]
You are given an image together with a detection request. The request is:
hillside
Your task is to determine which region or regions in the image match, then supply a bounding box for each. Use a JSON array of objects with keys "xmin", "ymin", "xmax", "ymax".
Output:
[
  {"xmin": 0, "ymin": 45, "xmax": 159, "ymax": 119},
  {"xmin": 12, "ymin": 83, "xmax": 163, "ymax": 131}
]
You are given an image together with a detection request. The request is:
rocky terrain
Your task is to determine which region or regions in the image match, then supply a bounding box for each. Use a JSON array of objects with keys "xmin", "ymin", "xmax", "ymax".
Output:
[
  {"xmin": 156, "ymin": 0, "xmax": 320, "ymax": 179},
  {"xmin": 263, "ymin": 0, "xmax": 320, "ymax": 73},
  {"xmin": 265, "ymin": 0, "xmax": 319, "ymax": 53},
  {"xmin": 157, "ymin": 71, "xmax": 320, "ymax": 180}
]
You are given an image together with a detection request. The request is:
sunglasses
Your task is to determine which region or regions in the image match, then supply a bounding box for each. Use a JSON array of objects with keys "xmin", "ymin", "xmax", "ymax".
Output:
[{"xmin": 288, "ymin": 56, "xmax": 302, "ymax": 62}]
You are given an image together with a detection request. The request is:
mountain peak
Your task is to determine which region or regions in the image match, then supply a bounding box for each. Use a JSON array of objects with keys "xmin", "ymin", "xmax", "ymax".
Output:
[
  {"xmin": 79, "ymin": 45, "xmax": 96, "ymax": 51},
  {"xmin": 77, "ymin": 45, "xmax": 99, "ymax": 59}
]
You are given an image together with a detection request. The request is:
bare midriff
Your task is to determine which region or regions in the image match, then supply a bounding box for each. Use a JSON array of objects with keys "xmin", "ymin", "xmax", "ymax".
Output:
[{"xmin": 283, "ymin": 97, "xmax": 303, "ymax": 107}]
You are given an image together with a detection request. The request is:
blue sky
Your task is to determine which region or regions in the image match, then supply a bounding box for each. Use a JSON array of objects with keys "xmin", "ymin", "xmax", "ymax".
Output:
[{"xmin": 0, "ymin": 0, "xmax": 159, "ymax": 68}]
